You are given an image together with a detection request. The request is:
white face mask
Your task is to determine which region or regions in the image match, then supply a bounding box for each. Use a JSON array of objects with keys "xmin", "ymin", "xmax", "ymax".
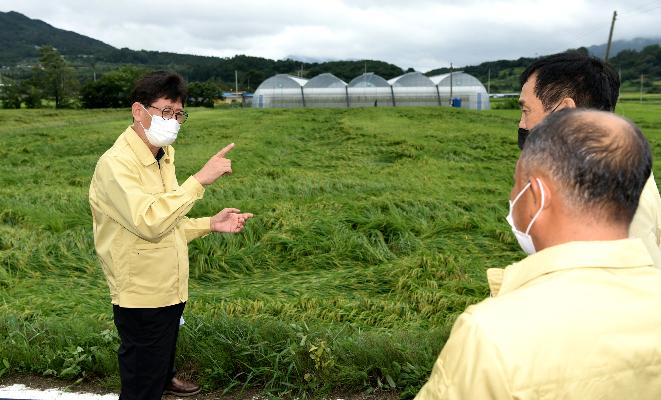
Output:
[
  {"xmin": 506, "ymin": 178, "xmax": 545, "ymax": 255},
  {"xmin": 140, "ymin": 105, "xmax": 180, "ymax": 147}
]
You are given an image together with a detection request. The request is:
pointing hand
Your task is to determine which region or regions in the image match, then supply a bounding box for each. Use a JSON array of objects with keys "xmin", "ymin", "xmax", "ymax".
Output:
[{"xmin": 194, "ymin": 143, "xmax": 235, "ymax": 186}]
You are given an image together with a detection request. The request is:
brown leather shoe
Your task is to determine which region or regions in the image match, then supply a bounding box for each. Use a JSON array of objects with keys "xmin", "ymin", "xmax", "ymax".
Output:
[{"xmin": 163, "ymin": 377, "xmax": 201, "ymax": 397}]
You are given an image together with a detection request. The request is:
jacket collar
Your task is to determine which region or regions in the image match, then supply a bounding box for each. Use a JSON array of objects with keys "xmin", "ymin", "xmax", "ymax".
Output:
[
  {"xmin": 120, "ymin": 126, "xmax": 174, "ymax": 166},
  {"xmin": 487, "ymin": 239, "xmax": 654, "ymax": 297}
]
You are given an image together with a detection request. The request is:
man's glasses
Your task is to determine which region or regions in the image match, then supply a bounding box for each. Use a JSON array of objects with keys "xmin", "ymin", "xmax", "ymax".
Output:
[{"xmin": 148, "ymin": 105, "xmax": 188, "ymax": 124}]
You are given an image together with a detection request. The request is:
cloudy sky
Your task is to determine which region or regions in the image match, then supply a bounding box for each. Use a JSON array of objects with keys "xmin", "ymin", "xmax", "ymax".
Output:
[{"xmin": 2, "ymin": 0, "xmax": 660, "ymax": 71}]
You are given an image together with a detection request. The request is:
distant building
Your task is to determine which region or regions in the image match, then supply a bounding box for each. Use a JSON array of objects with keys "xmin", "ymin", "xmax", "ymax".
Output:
[
  {"xmin": 220, "ymin": 91, "xmax": 253, "ymax": 106},
  {"xmin": 251, "ymin": 75, "xmax": 308, "ymax": 109},
  {"xmin": 490, "ymin": 93, "xmax": 520, "ymax": 98},
  {"xmin": 429, "ymin": 72, "xmax": 490, "ymax": 110},
  {"xmin": 253, "ymin": 71, "xmax": 490, "ymax": 110}
]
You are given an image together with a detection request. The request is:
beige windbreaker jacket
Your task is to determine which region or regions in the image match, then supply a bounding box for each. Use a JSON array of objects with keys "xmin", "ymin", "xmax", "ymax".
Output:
[
  {"xmin": 89, "ymin": 127, "xmax": 211, "ymax": 308},
  {"xmin": 630, "ymin": 174, "xmax": 661, "ymax": 267},
  {"xmin": 416, "ymin": 239, "xmax": 661, "ymax": 400}
]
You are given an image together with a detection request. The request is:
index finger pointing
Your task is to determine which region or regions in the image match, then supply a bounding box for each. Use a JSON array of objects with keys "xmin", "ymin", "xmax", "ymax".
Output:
[{"xmin": 217, "ymin": 143, "xmax": 235, "ymax": 158}]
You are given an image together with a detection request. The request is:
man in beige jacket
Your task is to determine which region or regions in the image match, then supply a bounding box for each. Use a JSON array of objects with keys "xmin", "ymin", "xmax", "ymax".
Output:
[
  {"xmin": 89, "ymin": 71, "xmax": 253, "ymax": 399},
  {"xmin": 415, "ymin": 109, "xmax": 661, "ymax": 399}
]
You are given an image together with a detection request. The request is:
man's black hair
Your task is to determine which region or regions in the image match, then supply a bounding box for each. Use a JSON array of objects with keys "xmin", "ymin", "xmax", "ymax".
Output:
[
  {"xmin": 521, "ymin": 109, "xmax": 651, "ymax": 225},
  {"xmin": 130, "ymin": 71, "xmax": 188, "ymax": 106},
  {"xmin": 520, "ymin": 51, "xmax": 619, "ymax": 112}
]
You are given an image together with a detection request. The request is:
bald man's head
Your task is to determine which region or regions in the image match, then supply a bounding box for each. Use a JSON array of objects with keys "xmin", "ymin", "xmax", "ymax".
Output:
[{"xmin": 520, "ymin": 109, "xmax": 651, "ymax": 225}]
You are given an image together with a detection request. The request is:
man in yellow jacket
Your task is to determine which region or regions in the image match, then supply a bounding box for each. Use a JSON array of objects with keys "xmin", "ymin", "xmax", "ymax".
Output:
[
  {"xmin": 516, "ymin": 51, "xmax": 661, "ymax": 266},
  {"xmin": 415, "ymin": 109, "xmax": 661, "ymax": 399},
  {"xmin": 89, "ymin": 71, "xmax": 253, "ymax": 399}
]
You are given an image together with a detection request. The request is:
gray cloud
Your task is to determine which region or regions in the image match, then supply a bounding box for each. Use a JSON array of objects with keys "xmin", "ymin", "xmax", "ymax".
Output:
[{"xmin": 2, "ymin": 0, "xmax": 660, "ymax": 71}]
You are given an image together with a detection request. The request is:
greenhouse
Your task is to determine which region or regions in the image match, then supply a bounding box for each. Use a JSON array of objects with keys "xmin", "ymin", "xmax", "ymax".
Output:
[
  {"xmin": 252, "ymin": 74, "xmax": 308, "ymax": 108},
  {"xmin": 429, "ymin": 72, "xmax": 490, "ymax": 110},
  {"xmin": 252, "ymin": 71, "xmax": 490, "ymax": 110},
  {"xmin": 388, "ymin": 72, "xmax": 439, "ymax": 107},
  {"xmin": 347, "ymin": 73, "xmax": 394, "ymax": 107},
  {"xmin": 303, "ymin": 73, "xmax": 349, "ymax": 108}
]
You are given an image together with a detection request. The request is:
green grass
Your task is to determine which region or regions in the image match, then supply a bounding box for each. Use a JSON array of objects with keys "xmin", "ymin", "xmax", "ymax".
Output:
[
  {"xmin": 618, "ymin": 92, "xmax": 661, "ymax": 104},
  {"xmin": 0, "ymin": 103, "xmax": 660, "ymax": 397}
]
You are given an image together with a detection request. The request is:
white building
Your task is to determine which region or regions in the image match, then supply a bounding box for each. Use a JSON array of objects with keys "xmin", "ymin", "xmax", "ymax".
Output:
[
  {"xmin": 429, "ymin": 72, "xmax": 490, "ymax": 110},
  {"xmin": 253, "ymin": 71, "xmax": 490, "ymax": 110}
]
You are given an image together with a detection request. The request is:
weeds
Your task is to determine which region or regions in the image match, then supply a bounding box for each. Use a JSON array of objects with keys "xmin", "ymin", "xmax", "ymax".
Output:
[{"xmin": 0, "ymin": 103, "xmax": 659, "ymax": 397}]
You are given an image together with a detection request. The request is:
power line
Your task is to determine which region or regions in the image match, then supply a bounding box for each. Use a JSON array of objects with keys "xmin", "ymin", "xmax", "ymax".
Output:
[{"xmin": 561, "ymin": 1, "xmax": 661, "ymax": 49}]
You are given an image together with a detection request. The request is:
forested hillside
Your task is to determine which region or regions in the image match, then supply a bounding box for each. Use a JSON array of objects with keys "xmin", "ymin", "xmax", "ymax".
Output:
[{"xmin": 426, "ymin": 45, "xmax": 661, "ymax": 93}]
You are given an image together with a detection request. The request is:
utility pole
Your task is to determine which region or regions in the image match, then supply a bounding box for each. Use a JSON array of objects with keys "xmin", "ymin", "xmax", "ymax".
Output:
[
  {"xmin": 604, "ymin": 10, "xmax": 617, "ymax": 61},
  {"xmin": 487, "ymin": 68, "xmax": 491, "ymax": 95},
  {"xmin": 235, "ymin": 70, "xmax": 238, "ymax": 93},
  {"xmin": 91, "ymin": 60, "xmax": 97, "ymax": 82},
  {"xmin": 449, "ymin": 62, "xmax": 453, "ymax": 105},
  {"xmin": 640, "ymin": 74, "xmax": 644, "ymax": 104}
]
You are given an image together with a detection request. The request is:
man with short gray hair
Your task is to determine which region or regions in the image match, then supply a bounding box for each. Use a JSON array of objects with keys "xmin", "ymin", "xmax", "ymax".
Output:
[{"xmin": 415, "ymin": 109, "xmax": 661, "ymax": 399}]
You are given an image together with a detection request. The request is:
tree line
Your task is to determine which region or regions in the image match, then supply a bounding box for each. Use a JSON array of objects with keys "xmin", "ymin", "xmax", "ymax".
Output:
[
  {"xmin": 426, "ymin": 46, "xmax": 661, "ymax": 94},
  {"xmin": 0, "ymin": 46, "xmax": 250, "ymax": 109},
  {"xmin": 0, "ymin": 46, "xmax": 410, "ymax": 109},
  {"xmin": 3, "ymin": 44, "xmax": 659, "ymax": 110}
]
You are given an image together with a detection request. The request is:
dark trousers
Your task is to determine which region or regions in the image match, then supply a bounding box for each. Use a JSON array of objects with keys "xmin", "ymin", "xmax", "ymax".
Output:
[{"xmin": 113, "ymin": 302, "xmax": 185, "ymax": 400}]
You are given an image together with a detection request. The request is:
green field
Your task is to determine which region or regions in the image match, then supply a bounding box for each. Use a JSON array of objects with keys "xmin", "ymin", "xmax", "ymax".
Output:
[
  {"xmin": 0, "ymin": 102, "xmax": 660, "ymax": 397},
  {"xmin": 618, "ymin": 92, "xmax": 661, "ymax": 104}
]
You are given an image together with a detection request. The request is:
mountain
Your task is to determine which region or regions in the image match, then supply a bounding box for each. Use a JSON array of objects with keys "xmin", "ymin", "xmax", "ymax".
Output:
[
  {"xmin": 0, "ymin": 11, "xmax": 115, "ymax": 64},
  {"xmin": 586, "ymin": 37, "xmax": 661, "ymax": 59},
  {"xmin": 286, "ymin": 55, "xmax": 336, "ymax": 64}
]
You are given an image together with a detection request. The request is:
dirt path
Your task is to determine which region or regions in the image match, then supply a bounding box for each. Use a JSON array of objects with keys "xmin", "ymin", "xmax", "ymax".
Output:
[{"xmin": 0, "ymin": 375, "xmax": 399, "ymax": 400}]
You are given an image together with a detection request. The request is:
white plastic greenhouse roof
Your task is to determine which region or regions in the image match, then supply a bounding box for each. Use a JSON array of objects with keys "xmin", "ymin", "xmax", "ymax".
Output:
[
  {"xmin": 256, "ymin": 74, "xmax": 308, "ymax": 90},
  {"xmin": 348, "ymin": 73, "xmax": 390, "ymax": 88},
  {"xmin": 430, "ymin": 72, "xmax": 484, "ymax": 88},
  {"xmin": 305, "ymin": 73, "xmax": 347, "ymax": 88},
  {"xmin": 289, "ymin": 76, "xmax": 309, "ymax": 86},
  {"xmin": 388, "ymin": 71, "xmax": 435, "ymax": 87},
  {"xmin": 252, "ymin": 70, "xmax": 490, "ymax": 110}
]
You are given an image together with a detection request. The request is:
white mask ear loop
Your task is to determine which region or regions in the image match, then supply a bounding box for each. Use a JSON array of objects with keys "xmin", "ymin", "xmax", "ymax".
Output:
[
  {"xmin": 510, "ymin": 181, "xmax": 531, "ymax": 206},
  {"xmin": 140, "ymin": 104, "xmax": 152, "ymax": 116},
  {"xmin": 139, "ymin": 104, "xmax": 151, "ymax": 131},
  {"xmin": 524, "ymin": 178, "xmax": 545, "ymax": 234}
]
